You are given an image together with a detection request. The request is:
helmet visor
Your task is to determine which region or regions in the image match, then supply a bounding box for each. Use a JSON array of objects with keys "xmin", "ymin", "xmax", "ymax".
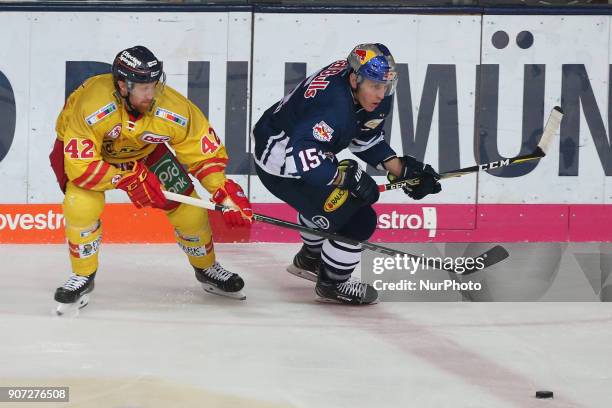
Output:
[
  {"xmin": 381, "ymin": 70, "xmax": 398, "ymax": 96},
  {"xmin": 127, "ymin": 73, "xmax": 166, "ymax": 100},
  {"xmin": 358, "ymin": 70, "xmax": 398, "ymax": 97}
]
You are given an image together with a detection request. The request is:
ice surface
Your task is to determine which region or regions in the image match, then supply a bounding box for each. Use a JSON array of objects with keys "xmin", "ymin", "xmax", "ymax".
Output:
[{"xmin": 0, "ymin": 243, "xmax": 611, "ymax": 407}]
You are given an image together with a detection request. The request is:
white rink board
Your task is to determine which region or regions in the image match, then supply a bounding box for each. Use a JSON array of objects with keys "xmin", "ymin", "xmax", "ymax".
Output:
[
  {"xmin": 479, "ymin": 15, "xmax": 611, "ymax": 204},
  {"xmin": 0, "ymin": 11, "xmax": 252, "ymax": 204},
  {"xmin": 0, "ymin": 11, "xmax": 612, "ymax": 205},
  {"xmin": 251, "ymin": 13, "xmax": 482, "ymax": 204},
  {"xmin": 0, "ymin": 14, "xmax": 31, "ymax": 203}
]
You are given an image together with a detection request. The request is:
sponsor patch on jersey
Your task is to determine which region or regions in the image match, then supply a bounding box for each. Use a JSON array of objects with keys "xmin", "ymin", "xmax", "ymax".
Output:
[
  {"xmin": 178, "ymin": 242, "xmax": 206, "ymax": 257},
  {"xmin": 105, "ymin": 124, "xmax": 122, "ymax": 139},
  {"xmin": 140, "ymin": 132, "xmax": 170, "ymax": 144},
  {"xmin": 312, "ymin": 121, "xmax": 334, "ymax": 142},
  {"xmin": 311, "ymin": 215, "xmax": 330, "ymax": 230},
  {"xmin": 324, "ymin": 188, "xmax": 349, "ymax": 213},
  {"xmin": 149, "ymin": 153, "xmax": 192, "ymax": 195},
  {"xmin": 363, "ymin": 119, "xmax": 384, "ymax": 130},
  {"xmin": 304, "ymin": 60, "xmax": 348, "ymax": 99},
  {"xmin": 85, "ymin": 102, "xmax": 117, "ymax": 126},
  {"xmin": 155, "ymin": 108, "xmax": 187, "ymax": 127},
  {"xmin": 177, "ymin": 241, "xmax": 213, "ymax": 257},
  {"xmin": 69, "ymin": 235, "xmax": 101, "ymax": 259},
  {"xmin": 103, "ymin": 141, "xmax": 139, "ymax": 158}
]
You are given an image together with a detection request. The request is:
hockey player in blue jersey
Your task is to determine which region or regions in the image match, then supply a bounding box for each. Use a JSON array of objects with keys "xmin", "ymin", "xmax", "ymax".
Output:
[{"xmin": 252, "ymin": 43, "xmax": 441, "ymax": 305}]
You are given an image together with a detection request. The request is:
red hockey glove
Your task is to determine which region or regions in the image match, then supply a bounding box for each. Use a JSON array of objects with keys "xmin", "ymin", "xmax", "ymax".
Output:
[
  {"xmin": 211, "ymin": 179, "xmax": 253, "ymax": 227},
  {"xmin": 115, "ymin": 161, "xmax": 168, "ymax": 209}
]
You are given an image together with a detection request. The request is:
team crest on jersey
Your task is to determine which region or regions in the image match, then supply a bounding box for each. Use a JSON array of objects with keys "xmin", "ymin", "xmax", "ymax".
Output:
[
  {"xmin": 111, "ymin": 174, "xmax": 122, "ymax": 186},
  {"xmin": 312, "ymin": 121, "xmax": 334, "ymax": 142},
  {"xmin": 155, "ymin": 108, "xmax": 187, "ymax": 127},
  {"xmin": 140, "ymin": 132, "xmax": 170, "ymax": 144},
  {"xmin": 85, "ymin": 102, "xmax": 117, "ymax": 126},
  {"xmin": 105, "ymin": 124, "xmax": 122, "ymax": 139}
]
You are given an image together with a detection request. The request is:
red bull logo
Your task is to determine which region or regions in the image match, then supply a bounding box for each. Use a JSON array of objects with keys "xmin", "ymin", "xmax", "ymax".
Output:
[
  {"xmin": 312, "ymin": 121, "xmax": 334, "ymax": 142},
  {"xmin": 354, "ymin": 48, "xmax": 376, "ymax": 64},
  {"xmin": 304, "ymin": 60, "xmax": 347, "ymax": 98}
]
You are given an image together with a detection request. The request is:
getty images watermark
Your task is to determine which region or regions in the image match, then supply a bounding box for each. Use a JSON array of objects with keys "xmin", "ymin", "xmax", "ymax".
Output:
[
  {"xmin": 361, "ymin": 249, "xmax": 486, "ymax": 301},
  {"xmin": 371, "ymin": 254, "xmax": 484, "ymax": 291}
]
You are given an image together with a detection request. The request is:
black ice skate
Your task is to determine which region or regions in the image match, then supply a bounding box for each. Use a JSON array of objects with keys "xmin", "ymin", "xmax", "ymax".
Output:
[
  {"xmin": 315, "ymin": 276, "xmax": 378, "ymax": 305},
  {"xmin": 54, "ymin": 272, "xmax": 96, "ymax": 316},
  {"xmin": 194, "ymin": 262, "xmax": 246, "ymax": 300},
  {"xmin": 286, "ymin": 245, "xmax": 321, "ymax": 282}
]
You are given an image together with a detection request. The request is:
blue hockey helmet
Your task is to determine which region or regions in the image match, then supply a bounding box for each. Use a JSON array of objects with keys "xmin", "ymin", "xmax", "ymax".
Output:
[{"xmin": 347, "ymin": 43, "xmax": 398, "ymax": 96}]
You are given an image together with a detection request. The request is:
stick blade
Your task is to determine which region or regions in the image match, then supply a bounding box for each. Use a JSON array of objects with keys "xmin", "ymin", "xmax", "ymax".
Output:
[
  {"xmin": 537, "ymin": 106, "xmax": 564, "ymax": 155},
  {"xmin": 460, "ymin": 244, "xmax": 510, "ymax": 275}
]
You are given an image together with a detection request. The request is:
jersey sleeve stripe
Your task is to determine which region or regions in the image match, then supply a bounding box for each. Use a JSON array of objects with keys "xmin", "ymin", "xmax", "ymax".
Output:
[
  {"xmin": 193, "ymin": 165, "xmax": 227, "ymax": 181},
  {"xmin": 73, "ymin": 161, "xmax": 107, "ymax": 189},
  {"xmin": 349, "ymin": 133, "xmax": 384, "ymax": 153},
  {"xmin": 82, "ymin": 161, "xmax": 111, "ymax": 189},
  {"xmin": 72, "ymin": 161, "xmax": 99, "ymax": 186},
  {"xmin": 191, "ymin": 158, "xmax": 228, "ymax": 180}
]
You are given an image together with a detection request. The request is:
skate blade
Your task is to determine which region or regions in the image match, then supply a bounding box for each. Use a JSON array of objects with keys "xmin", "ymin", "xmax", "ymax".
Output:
[
  {"xmin": 315, "ymin": 295, "xmax": 379, "ymax": 306},
  {"xmin": 201, "ymin": 283, "xmax": 246, "ymax": 300},
  {"xmin": 55, "ymin": 294, "xmax": 90, "ymax": 317},
  {"xmin": 286, "ymin": 265, "xmax": 318, "ymax": 282}
]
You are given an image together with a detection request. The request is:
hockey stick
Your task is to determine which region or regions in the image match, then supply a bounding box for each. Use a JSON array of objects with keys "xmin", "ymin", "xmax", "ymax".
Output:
[
  {"xmin": 379, "ymin": 106, "xmax": 564, "ymax": 192},
  {"xmin": 162, "ymin": 190, "xmax": 508, "ymax": 275}
]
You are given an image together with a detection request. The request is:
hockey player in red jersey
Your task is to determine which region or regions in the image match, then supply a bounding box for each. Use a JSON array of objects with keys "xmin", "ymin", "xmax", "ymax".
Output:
[
  {"xmin": 252, "ymin": 43, "xmax": 441, "ymax": 305},
  {"xmin": 49, "ymin": 46, "xmax": 252, "ymax": 315}
]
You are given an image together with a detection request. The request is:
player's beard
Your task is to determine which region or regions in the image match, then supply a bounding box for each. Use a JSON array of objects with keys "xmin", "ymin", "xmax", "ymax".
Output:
[{"xmin": 132, "ymin": 98, "xmax": 154, "ymax": 114}]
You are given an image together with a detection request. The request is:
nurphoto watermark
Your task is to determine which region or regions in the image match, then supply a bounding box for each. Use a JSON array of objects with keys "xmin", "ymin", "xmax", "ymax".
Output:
[
  {"xmin": 370, "ymin": 254, "xmax": 484, "ymax": 293},
  {"xmin": 361, "ymin": 244, "xmax": 490, "ymax": 302},
  {"xmin": 363, "ymin": 242, "xmax": 612, "ymax": 302}
]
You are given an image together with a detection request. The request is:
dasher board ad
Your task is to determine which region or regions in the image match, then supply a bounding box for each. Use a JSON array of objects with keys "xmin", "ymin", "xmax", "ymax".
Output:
[{"xmin": 1, "ymin": 12, "xmax": 612, "ymax": 242}]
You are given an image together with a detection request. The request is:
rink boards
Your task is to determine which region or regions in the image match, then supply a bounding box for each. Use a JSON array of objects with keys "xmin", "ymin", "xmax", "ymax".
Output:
[
  {"xmin": 0, "ymin": 203, "xmax": 607, "ymax": 243},
  {"xmin": 1, "ymin": 9, "xmax": 612, "ymax": 242}
]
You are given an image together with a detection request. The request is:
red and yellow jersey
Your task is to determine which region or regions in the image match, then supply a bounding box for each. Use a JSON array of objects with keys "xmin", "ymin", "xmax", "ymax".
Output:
[{"xmin": 56, "ymin": 73, "xmax": 228, "ymax": 192}]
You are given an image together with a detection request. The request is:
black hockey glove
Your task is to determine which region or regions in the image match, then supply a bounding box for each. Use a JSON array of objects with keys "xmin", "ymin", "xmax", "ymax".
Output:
[
  {"xmin": 387, "ymin": 156, "xmax": 442, "ymax": 200},
  {"xmin": 336, "ymin": 159, "xmax": 380, "ymax": 205}
]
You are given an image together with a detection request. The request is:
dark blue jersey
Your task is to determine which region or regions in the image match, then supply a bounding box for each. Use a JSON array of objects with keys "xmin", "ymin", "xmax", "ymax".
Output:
[{"xmin": 252, "ymin": 60, "xmax": 397, "ymax": 186}]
